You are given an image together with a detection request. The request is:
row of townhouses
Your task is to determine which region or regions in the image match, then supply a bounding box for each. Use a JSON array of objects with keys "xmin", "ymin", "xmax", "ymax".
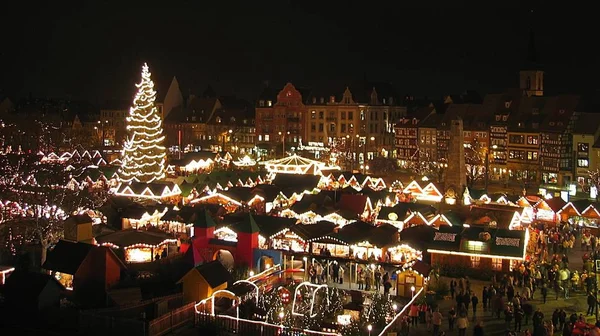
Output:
[{"xmin": 394, "ymin": 64, "xmax": 599, "ymax": 189}]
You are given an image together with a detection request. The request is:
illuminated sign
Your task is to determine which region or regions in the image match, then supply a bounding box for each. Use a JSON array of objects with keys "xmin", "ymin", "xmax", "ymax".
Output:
[
  {"xmin": 495, "ymin": 237, "xmax": 520, "ymax": 247},
  {"xmin": 434, "ymin": 232, "xmax": 457, "ymax": 242}
]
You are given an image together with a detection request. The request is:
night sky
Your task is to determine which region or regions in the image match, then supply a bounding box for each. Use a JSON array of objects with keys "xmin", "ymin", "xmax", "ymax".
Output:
[{"xmin": 1, "ymin": 1, "xmax": 598, "ymax": 103}]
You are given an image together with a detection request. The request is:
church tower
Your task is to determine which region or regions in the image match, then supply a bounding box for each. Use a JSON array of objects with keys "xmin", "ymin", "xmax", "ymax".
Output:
[{"xmin": 519, "ymin": 29, "xmax": 544, "ymax": 97}]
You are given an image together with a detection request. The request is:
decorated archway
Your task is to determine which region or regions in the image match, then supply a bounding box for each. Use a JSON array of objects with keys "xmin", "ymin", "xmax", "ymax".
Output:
[
  {"xmin": 291, "ymin": 281, "xmax": 329, "ymax": 318},
  {"xmin": 257, "ymin": 255, "xmax": 275, "ymax": 272}
]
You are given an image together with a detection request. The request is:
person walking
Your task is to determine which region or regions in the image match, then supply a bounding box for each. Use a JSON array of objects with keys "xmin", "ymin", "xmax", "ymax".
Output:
[
  {"xmin": 432, "ymin": 308, "xmax": 443, "ymax": 336},
  {"xmin": 450, "ymin": 279, "xmax": 457, "ymax": 299},
  {"xmin": 482, "ymin": 287, "xmax": 488, "ymax": 312},
  {"xmin": 448, "ymin": 307, "xmax": 456, "ymax": 331},
  {"xmin": 504, "ymin": 307, "xmax": 514, "ymax": 332},
  {"xmin": 409, "ymin": 303, "xmax": 419, "ymax": 326},
  {"xmin": 514, "ymin": 306, "xmax": 524, "ymax": 332},
  {"xmin": 456, "ymin": 315, "xmax": 468, "ymax": 336},
  {"xmin": 587, "ymin": 292, "xmax": 596, "ymax": 316},
  {"xmin": 374, "ymin": 268, "xmax": 382, "ymax": 292},
  {"xmin": 473, "ymin": 321, "xmax": 484, "ymax": 336},
  {"xmin": 541, "ymin": 283, "xmax": 548, "ymax": 303},
  {"xmin": 471, "ymin": 294, "xmax": 479, "ymax": 320}
]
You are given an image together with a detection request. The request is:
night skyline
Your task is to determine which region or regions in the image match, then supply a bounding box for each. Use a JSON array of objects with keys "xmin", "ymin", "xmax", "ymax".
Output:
[{"xmin": 1, "ymin": 1, "xmax": 598, "ymax": 103}]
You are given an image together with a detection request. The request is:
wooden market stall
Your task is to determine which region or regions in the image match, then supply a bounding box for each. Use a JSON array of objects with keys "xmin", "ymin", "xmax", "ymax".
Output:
[
  {"xmin": 396, "ymin": 260, "xmax": 431, "ymax": 298},
  {"xmin": 95, "ymin": 229, "xmax": 177, "ymax": 263}
]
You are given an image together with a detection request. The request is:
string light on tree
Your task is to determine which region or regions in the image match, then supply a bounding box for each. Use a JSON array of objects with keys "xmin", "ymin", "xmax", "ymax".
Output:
[{"xmin": 119, "ymin": 63, "xmax": 167, "ymax": 184}]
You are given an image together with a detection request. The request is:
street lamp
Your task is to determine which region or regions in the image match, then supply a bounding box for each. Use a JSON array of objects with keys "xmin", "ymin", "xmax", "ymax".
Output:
[
  {"xmin": 411, "ymin": 285, "xmax": 416, "ymax": 298},
  {"xmin": 392, "ymin": 303, "xmax": 398, "ymax": 311},
  {"xmin": 278, "ymin": 311, "xmax": 285, "ymax": 325},
  {"xmin": 97, "ymin": 120, "xmax": 108, "ymax": 149},
  {"xmin": 221, "ymin": 129, "xmax": 233, "ymax": 153},
  {"xmin": 367, "ymin": 324, "xmax": 373, "ymax": 336},
  {"xmin": 249, "ymin": 270, "xmax": 254, "ymax": 277},
  {"xmin": 303, "ymin": 256, "xmax": 308, "ymax": 281},
  {"xmin": 278, "ymin": 131, "xmax": 290, "ymax": 158},
  {"xmin": 484, "ymin": 144, "xmax": 498, "ymax": 193}
]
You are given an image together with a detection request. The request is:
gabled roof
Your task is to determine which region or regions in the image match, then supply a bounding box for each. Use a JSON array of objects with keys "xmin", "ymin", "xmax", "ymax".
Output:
[
  {"xmin": 95, "ymin": 230, "xmax": 174, "ymax": 248},
  {"xmin": 193, "ymin": 260, "xmax": 232, "ymax": 288},
  {"xmin": 43, "ymin": 240, "xmax": 94, "ymax": 274},
  {"xmin": 65, "ymin": 213, "xmax": 93, "ymax": 225},
  {"xmin": 251, "ymin": 215, "xmax": 297, "ymax": 238},
  {"xmin": 543, "ymin": 197, "xmax": 567, "ymax": 213},
  {"xmin": 233, "ymin": 213, "xmax": 260, "ymax": 234},
  {"xmin": 338, "ymin": 194, "xmax": 370, "ymax": 216},
  {"xmin": 573, "ymin": 112, "xmax": 600, "ymax": 135},
  {"xmin": 272, "ymin": 174, "xmax": 321, "ymax": 193},
  {"xmin": 290, "ymin": 221, "xmax": 336, "ymax": 241},
  {"xmin": 4, "ymin": 270, "xmax": 64, "ymax": 298}
]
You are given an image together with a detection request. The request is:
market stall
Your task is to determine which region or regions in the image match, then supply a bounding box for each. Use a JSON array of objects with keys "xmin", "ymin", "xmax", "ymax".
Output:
[{"xmin": 95, "ymin": 229, "xmax": 177, "ymax": 263}]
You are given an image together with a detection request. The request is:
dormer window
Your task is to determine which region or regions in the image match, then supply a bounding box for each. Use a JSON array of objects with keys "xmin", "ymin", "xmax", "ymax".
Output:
[
  {"xmin": 383, "ymin": 98, "xmax": 387, "ymax": 104},
  {"xmin": 505, "ymin": 101, "xmax": 511, "ymax": 108},
  {"xmin": 286, "ymin": 91, "xmax": 292, "ymax": 97},
  {"xmin": 502, "ymin": 115, "xmax": 508, "ymax": 121},
  {"xmin": 259, "ymin": 100, "xmax": 265, "ymax": 107},
  {"xmin": 243, "ymin": 119, "xmax": 248, "ymax": 125},
  {"xmin": 412, "ymin": 118, "xmax": 418, "ymax": 125},
  {"xmin": 191, "ymin": 116, "xmax": 196, "ymax": 121},
  {"xmin": 389, "ymin": 97, "xmax": 394, "ymax": 105},
  {"xmin": 518, "ymin": 122, "xmax": 523, "ymax": 128},
  {"xmin": 267, "ymin": 100, "xmax": 272, "ymax": 107},
  {"xmin": 330, "ymin": 96, "xmax": 335, "ymax": 103},
  {"xmin": 495, "ymin": 115, "xmax": 501, "ymax": 121},
  {"xmin": 216, "ymin": 117, "xmax": 222, "ymax": 123},
  {"xmin": 559, "ymin": 109, "xmax": 565, "ymax": 114},
  {"xmin": 230, "ymin": 116, "xmax": 236, "ymax": 123},
  {"xmin": 312, "ymin": 97, "xmax": 316, "ymax": 104},
  {"xmin": 320, "ymin": 97, "xmax": 325, "ymax": 104}
]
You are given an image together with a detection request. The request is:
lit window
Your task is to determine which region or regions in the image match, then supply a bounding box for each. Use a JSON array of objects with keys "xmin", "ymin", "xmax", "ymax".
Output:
[
  {"xmin": 492, "ymin": 258, "xmax": 503, "ymax": 271},
  {"xmin": 471, "ymin": 256, "xmax": 481, "ymax": 268},
  {"xmin": 578, "ymin": 143, "xmax": 589, "ymax": 153},
  {"xmin": 258, "ymin": 135, "xmax": 262, "ymax": 141},
  {"xmin": 265, "ymin": 135, "xmax": 270, "ymax": 141},
  {"xmin": 578, "ymin": 158, "xmax": 589, "ymax": 168},
  {"xmin": 267, "ymin": 100, "xmax": 272, "ymax": 107}
]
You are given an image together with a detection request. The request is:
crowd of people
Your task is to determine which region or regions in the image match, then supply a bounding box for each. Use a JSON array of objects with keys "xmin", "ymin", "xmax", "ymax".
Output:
[{"xmin": 399, "ymin": 223, "xmax": 600, "ymax": 336}]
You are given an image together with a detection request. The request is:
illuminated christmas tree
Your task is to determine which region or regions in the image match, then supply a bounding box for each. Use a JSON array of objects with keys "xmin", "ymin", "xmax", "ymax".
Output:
[{"xmin": 119, "ymin": 63, "xmax": 166, "ymax": 183}]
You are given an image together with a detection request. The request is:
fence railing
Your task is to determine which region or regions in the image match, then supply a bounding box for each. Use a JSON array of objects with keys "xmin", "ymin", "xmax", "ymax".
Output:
[
  {"xmin": 196, "ymin": 313, "xmax": 339, "ymax": 336},
  {"xmin": 148, "ymin": 302, "xmax": 195, "ymax": 336},
  {"xmin": 377, "ymin": 287, "xmax": 425, "ymax": 336},
  {"xmin": 79, "ymin": 310, "xmax": 146, "ymax": 336},
  {"xmin": 78, "ymin": 293, "xmax": 192, "ymax": 336}
]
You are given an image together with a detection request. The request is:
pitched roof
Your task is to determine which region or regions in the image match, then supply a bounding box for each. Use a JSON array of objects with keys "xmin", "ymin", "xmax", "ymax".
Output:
[
  {"xmin": 95, "ymin": 229, "xmax": 174, "ymax": 248},
  {"xmin": 573, "ymin": 112, "xmax": 600, "ymax": 135},
  {"xmin": 42, "ymin": 240, "xmax": 94, "ymax": 275},
  {"xmin": 338, "ymin": 194, "xmax": 369, "ymax": 216},
  {"xmin": 64, "ymin": 213, "xmax": 93, "ymax": 225},
  {"xmin": 4, "ymin": 270, "xmax": 64, "ymax": 299},
  {"xmin": 234, "ymin": 213, "xmax": 260, "ymax": 234},
  {"xmin": 290, "ymin": 221, "xmax": 336, "ymax": 241},
  {"xmin": 195, "ymin": 260, "xmax": 232, "ymax": 288},
  {"xmin": 251, "ymin": 215, "xmax": 297, "ymax": 238}
]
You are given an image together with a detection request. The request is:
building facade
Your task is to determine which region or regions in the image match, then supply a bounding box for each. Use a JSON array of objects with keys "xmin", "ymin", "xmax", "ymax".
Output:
[{"xmin": 255, "ymin": 83, "xmax": 306, "ymax": 158}]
